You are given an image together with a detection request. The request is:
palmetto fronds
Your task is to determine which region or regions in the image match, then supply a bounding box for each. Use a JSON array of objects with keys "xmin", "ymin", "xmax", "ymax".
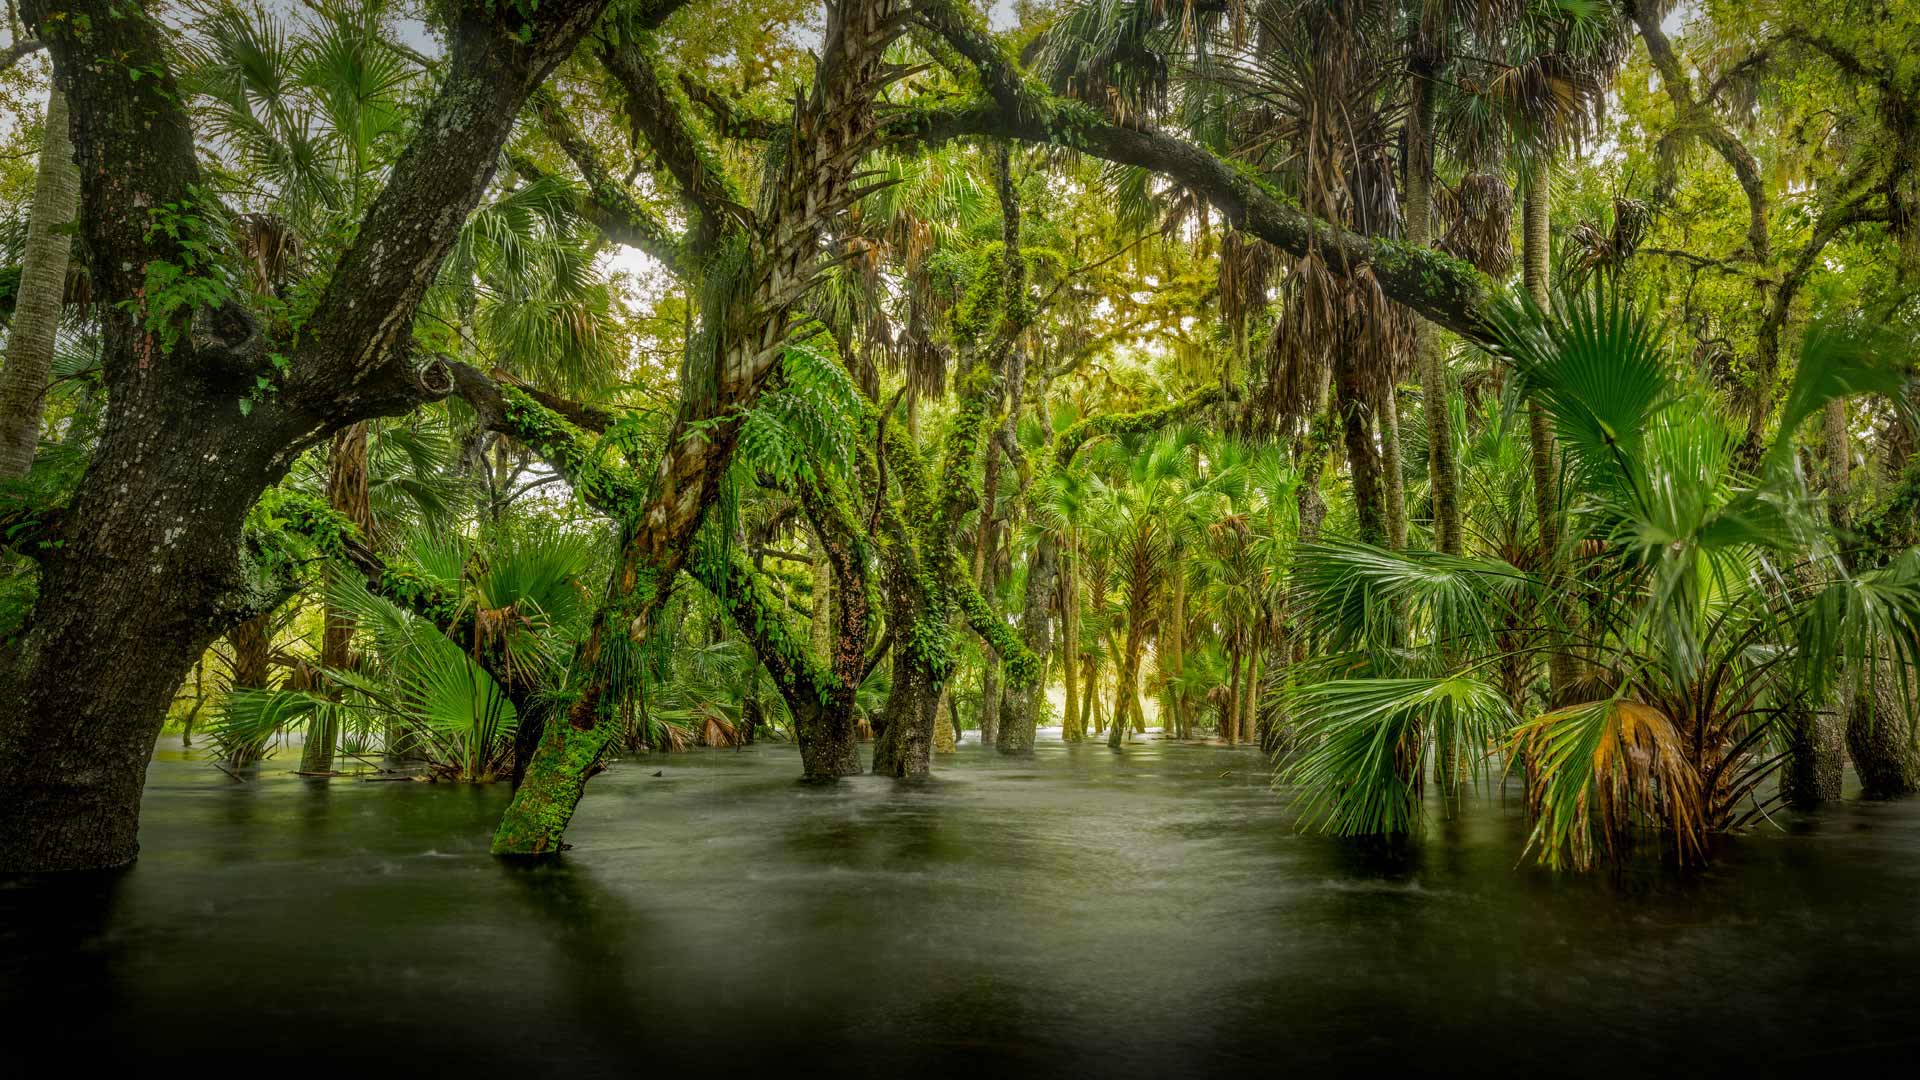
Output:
[
  {"xmin": 1282, "ymin": 676, "xmax": 1517, "ymax": 836},
  {"xmin": 1285, "ymin": 281, "xmax": 1920, "ymax": 865}
]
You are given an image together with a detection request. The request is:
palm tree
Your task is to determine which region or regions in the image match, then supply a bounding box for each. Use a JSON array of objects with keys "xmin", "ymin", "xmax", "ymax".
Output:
[
  {"xmin": 0, "ymin": 85, "xmax": 78, "ymax": 479},
  {"xmin": 1283, "ymin": 284, "xmax": 1920, "ymax": 870}
]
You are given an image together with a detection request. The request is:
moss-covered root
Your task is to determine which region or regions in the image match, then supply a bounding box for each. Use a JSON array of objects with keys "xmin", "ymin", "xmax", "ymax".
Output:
[{"xmin": 490, "ymin": 718, "xmax": 618, "ymax": 856}]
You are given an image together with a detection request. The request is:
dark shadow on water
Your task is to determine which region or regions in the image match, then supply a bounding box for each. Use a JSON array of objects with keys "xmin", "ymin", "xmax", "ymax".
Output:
[{"xmin": 5, "ymin": 742, "xmax": 1920, "ymax": 1073}]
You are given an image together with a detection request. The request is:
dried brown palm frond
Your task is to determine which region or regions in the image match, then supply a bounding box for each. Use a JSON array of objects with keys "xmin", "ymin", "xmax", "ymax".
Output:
[
  {"xmin": 1437, "ymin": 172, "xmax": 1514, "ymax": 277},
  {"xmin": 901, "ymin": 285, "xmax": 948, "ymax": 402},
  {"xmin": 1219, "ymin": 227, "xmax": 1275, "ymax": 332},
  {"xmin": 1510, "ymin": 697, "xmax": 1706, "ymax": 871},
  {"xmin": 231, "ymin": 211, "xmax": 304, "ymax": 295},
  {"xmin": 1564, "ymin": 196, "xmax": 1652, "ymax": 286},
  {"xmin": 698, "ymin": 705, "xmax": 741, "ymax": 748}
]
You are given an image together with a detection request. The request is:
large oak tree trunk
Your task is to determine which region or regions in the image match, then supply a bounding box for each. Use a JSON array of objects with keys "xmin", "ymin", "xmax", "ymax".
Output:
[
  {"xmin": 0, "ymin": 0, "xmax": 611, "ymax": 871},
  {"xmin": 492, "ymin": 0, "xmax": 904, "ymax": 853},
  {"xmin": 0, "ymin": 392, "xmax": 312, "ymax": 869}
]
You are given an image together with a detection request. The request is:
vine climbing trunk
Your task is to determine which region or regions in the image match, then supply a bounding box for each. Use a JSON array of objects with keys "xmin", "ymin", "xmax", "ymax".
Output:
[{"xmin": 493, "ymin": 0, "xmax": 904, "ymax": 851}]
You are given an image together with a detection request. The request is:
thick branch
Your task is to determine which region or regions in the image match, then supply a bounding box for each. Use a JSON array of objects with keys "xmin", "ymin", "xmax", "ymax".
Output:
[
  {"xmin": 1631, "ymin": 3, "xmax": 1771, "ymax": 261},
  {"xmin": 0, "ymin": 35, "xmax": 41, "ymax": 72},
  {"xmin": 596, "ymin": 35, "xmax": 751, "ymax": 250},
  {"xmin": 522, "ymin": 96, "xmax": 687, "ymax": 270},
  {"xmin": 679, "ymin": 72, "xmax": 783, "ymax": 142},
  {"xmin": 1052, "ymin": 385, "xmax": 1229, "ymax": 469},
  {"xmin": 284, "ymin": 0, "xmax": 612, "ymax": 421},
  {"xmin": 891, "ymin": 108, "xmax": 1490, "ymax": 341}
]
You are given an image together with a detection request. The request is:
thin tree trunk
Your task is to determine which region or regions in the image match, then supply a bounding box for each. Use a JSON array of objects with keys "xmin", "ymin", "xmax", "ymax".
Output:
[
  {"xmin": 1062, "ymin": 547, "xmax": 1081, "ymax": 740},
  {"xmin": 305, "ymin": 422, "xmax": 371, "ymax": 775},
  {"xmin": 0, "ymin": 87, "xmax": 77, "ymax": 479},
  {"xmin": 1107, "ymin": 644, "xmax": 1138, "ymax": 749},
  {"xmin": 1240, "ymin": 628, "xmax": 1262, "ymax": 746},
  {"xmin": 1404, "ymin": 77, "xmax": 1459, "ymax": 554},
  {"xmin": 1379, "ymin": 386, "xmax": 1407, "ymax": 549},
  {"xmin": 1078, "ymin": 651, "xmax": 1098, "ymax": 737},
  {"xmin": 180, "ymin": 657, "xmax": 205, "ymax": 749},
  {"xmin": 1168, "ymin": 564, "xmax": 1187, "ymax": 737},
  {"xmin": 1524, "ymin": 170, "xmax": 1577, "ymax": 707},
  {"xmin": 1226, "ymin": 642, "xmax": 1243, "ymax": 746}
]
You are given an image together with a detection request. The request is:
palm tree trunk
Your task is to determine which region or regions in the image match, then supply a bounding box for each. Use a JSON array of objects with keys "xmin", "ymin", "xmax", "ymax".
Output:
[
  {"xmin": 1405, "ymin": 79, "xmax": 1459, "ymax": 554},
  {"xmin": 1524, "ymin": 169, "xmax": 1577, "ymax": 707},
  {"xmin": 1335, "ymin": 358, "xmax": 1386, "ymax": 545},
  {"xmin": 224, "ymin": 614, "xmax": 273, "ymax": 768},
  {"xmin": 1078, "ymin": 651, "xmax": 1098, "ymax": 738},
  {"xmin": 1779, "ymin": 402, "xmax": 1852, "ymax": 803},
  {"xmin": 1379, "ymin": 387, "xmax": 1408, "ymax": 549},
  {"xmin": 307, "ymin": 422, "xmax": 371, "ymax": 775},
  {"xmin": 0, "ymin": 88, "xmax": 78, "ymax": 479},
  {"xmin": 1226, "ymin": 642, "xmax": 1243, "ymax": 746},
  {"xmin": 1168, "ymin": 566, "xmax": 1186, "ymax": 738},
  {"xmin": 1062, "ymin": 549, "xmax": 1081, "ymax": 740},
  {"xmin": 1240, "ymin": 627, "xmax": 1263, "ymax": 746},
  {"xmin": 1108, "ymin": 643, "xmax": 1139, "ymax": 749},
  {"xmin": 1848, "ymin": 662, "xmax": 1920, "ymax": 797}
]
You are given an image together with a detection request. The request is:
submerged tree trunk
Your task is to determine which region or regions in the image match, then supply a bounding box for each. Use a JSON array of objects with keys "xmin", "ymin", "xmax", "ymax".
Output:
[
  {"xmin": 0, "ymin": 87, "xmax": 78, "ymax": 479},
  {"xmin": 1226, "ymin": 641, "xmax": 1242, "ymax": 745},
  {"xmin": 1061, "ymin": 548, "xmax": 1081, "ymax": 740},
  {"xmin": 1781, "ymin": 697, "xmax": 1846, "ymax": 806},
  {"xmin": 1781, "ymin": 421, "xmax": 1852, "ymax": 804},
  {"xmin": 0, "ymin": 0, "xmax": 613, "ymax": 873},
  {"xmin": 495, "ymin": 0, "xmax": 904, "ymax": 852},
  {"xmin": 1848, "ymin": 664, "xmax": 1920, "ymax": 797},
  {"xmin": 305, "ymin": 422, "xmax": 372, "ymax": 775},
  {"xmin": 1107, "ymin": 649, "xmax": 1137, "ymax": 749},
  {"xmin": 1079, "ymin": 651, "xmax": 1099, "ymax": 737},
  {"xmin": 1239, "ymin": 630, "xmax": 1262, "ymax": 746},
  {"xmin": 1167, "ymin": 566, "xmax": 1187, "ymax": 738}
]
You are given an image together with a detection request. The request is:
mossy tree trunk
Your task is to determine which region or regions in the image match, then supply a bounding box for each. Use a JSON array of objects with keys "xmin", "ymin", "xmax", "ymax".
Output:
[
  {"xmin": 0, "ymin": 0, "xmax": 615, "ymax": 873},
  {"xmin": 493, "ymin": 0, "xmax": 907, "ymax": 852}
]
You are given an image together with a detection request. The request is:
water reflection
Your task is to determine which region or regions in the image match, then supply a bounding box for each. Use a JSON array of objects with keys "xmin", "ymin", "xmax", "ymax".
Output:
[{"xmin": 2, "ymin": 739, "xmax": 1919, "ymax": 1072}]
